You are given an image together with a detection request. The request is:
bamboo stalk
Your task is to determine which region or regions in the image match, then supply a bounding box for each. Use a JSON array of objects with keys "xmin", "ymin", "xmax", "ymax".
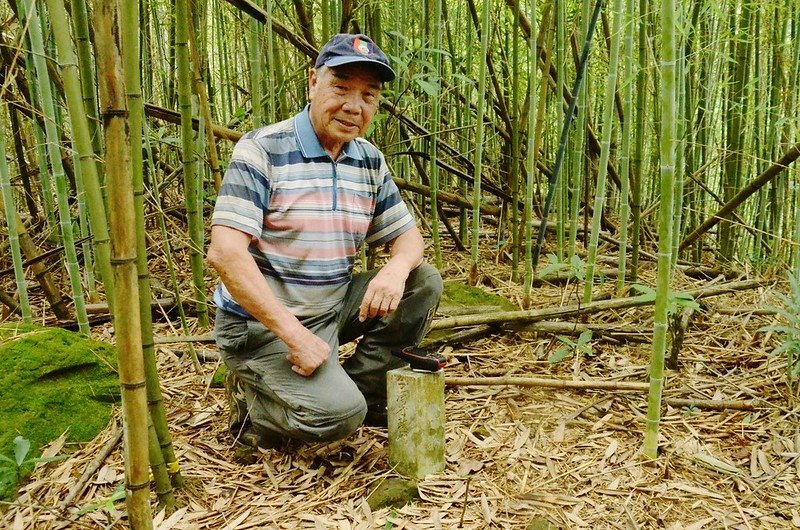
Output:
[
  {"xmin": 21, "ymin": 0, "xmax": 89, "ymax": 333},
  {"xmin": 428, "ymin": 0, "xmax": 443, "ymax": 269},
  {"xmin": 0, "ymin": 103, "xmax": 32, "ymax": 322},
  {"xmin": 430, "ymin": 279, "xmax": 765, "ymax": 331},
  {"xmin": 616, "ymin": 0, "xmax": 635, "ymax": 296},
  {"xmin": 446, "ymin": 376, "xmax": 648, "ymax": 391},
  {"xmin": 120, "ymin": 0, "xmax": 185, "ymax": 494},
  {"xmin": 582, "ymin": 0, "xmax": 624, "ymax": 304},
  {"xmin": 643, "ymin": 0, "xmax": 679, "ymax": 460},
  {"xmin": 176, "ymin": 0, "xmax": 210, "ymax": 328},
  {"xmin": 94, "ymin": 1, "xmax": 153, "ymax": 526},
  {"xmin": 530, "ymin": 0, "xmax": 603, "ymax": 273},
  {"xmin": 522, "ymin": 0, "xmax": 538, "ymax": 307},
  {"xmin": 679, "ymin": 141, "xmax": 800, "ymax": 252},
  {"xmin": 45, "ymin": 0, "xmax": 116, "ymax": 312},
  {"xmin": 445, "ymin": 378, "xmax": 755, "ymax": 411},
  {"xmin": 467, "ymin": 0, "xmax": 491, "ymax": 286}
]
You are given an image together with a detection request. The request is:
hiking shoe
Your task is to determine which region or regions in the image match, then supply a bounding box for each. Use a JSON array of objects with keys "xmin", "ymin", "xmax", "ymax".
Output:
[{"xmin": 224, "ymin": 369, "xmax": 249, "ymax": 434}]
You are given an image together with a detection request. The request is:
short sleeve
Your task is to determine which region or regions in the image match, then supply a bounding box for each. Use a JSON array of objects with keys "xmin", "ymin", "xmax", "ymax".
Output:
[
  {"xmin": 365, "ymin": 157, "xmax": 415, "ymax": 246},
  {"xmin": 211, "ymin": 137, "xmax": 271, "ymax": 238}
]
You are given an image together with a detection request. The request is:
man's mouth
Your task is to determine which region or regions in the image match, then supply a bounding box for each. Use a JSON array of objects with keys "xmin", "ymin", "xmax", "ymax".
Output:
[{"xmin": 336, "ymin": 118, "xmax": 359, "ymax": 130}]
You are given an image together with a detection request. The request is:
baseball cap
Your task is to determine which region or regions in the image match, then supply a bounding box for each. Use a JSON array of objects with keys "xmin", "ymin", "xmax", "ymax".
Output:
[{"xmin": 314, "ymin": 33, "xmax": 396, "ymax": 82}]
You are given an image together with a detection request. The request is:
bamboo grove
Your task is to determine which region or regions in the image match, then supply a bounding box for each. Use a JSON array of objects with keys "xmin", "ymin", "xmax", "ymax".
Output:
[{"xmin": 0, "ymin": 0, "xmax": 798, "ymax": 523}]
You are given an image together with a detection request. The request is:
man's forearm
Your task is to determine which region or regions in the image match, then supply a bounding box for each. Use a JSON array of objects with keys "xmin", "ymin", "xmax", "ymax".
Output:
[{"xmin": 386, "ymin": 226, "xmax": 425, "ymax": 275}]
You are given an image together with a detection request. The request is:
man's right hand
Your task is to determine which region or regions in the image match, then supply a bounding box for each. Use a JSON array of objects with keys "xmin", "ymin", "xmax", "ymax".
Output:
[{"xmin": 283, "ymin": 326, "xmax": 331, "ymax": 377}]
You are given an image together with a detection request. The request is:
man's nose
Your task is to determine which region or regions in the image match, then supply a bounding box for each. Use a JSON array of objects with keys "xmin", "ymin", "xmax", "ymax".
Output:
[{"xmin": 341, "ymin": 93, "xmax": 362, "ymax": 113}]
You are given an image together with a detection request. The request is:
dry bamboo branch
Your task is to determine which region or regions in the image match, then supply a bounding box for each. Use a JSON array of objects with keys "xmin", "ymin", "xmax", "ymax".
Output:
[
  {"xmin": 445, "ymin": 378, "xmax": 755, "ymax": 410},
  {"xmin": 59, "ymin": 428, "xmax": 123, "ymax": 511},
  {"xmin": 446, "ymin": 376, "xmax": 649, "ymax": 391},
  {"xmin": 430, "ymin": 279, "xmax": 768, "ymax": 330},
  {"xmin": 680, "ymin": 141, "xmax": 800, "ymax": 251}
]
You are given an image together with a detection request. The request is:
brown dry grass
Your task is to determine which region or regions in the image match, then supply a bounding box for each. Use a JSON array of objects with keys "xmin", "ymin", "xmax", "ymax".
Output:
[{"xmin": 2, "ymin": 248, "xmax": 798, "ymax": 529}]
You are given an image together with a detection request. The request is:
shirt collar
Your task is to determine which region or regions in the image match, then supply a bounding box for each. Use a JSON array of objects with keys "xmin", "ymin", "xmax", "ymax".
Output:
[{"xmin": 294, "ymin": 105, "xmax": 363, "ymax": 161}]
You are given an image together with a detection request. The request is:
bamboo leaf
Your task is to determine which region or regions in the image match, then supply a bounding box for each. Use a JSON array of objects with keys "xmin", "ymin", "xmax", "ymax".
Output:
[
  {"xmin": 414, "ymin": 77, "xmax": 439, "ymax": 97},
  {"xmin": 692, "ymin": 453, "xmax": 741, "ymax": 475},
  {"xmin": 13, "ymin": 437, "xmax": 30, "ymax": 467},
  {"xmin": 548, "ymin": 346, "xmax": 573, "ymax": 364}
]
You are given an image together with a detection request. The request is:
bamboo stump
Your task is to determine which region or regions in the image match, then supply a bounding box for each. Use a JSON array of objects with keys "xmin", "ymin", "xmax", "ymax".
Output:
[{"xmin": 387, "ymin": 367, "xmax": 445, "ymax": 478}]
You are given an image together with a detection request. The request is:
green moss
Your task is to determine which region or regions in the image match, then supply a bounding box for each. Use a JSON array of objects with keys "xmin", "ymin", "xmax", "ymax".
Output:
[
  {"xmin": 211, "ymin": 363, "xmax": 228, "ymax": 388},
  {"xmin": 440, "ymin": 281, "xmax": 516, "ymax": 311},
  {"xmin": 0, "ymin": 323, "xmax": 119, "ymax": 498},
  {"xmin": 366, "ymin": 477, "xmax": 420, "ymax": 511}
]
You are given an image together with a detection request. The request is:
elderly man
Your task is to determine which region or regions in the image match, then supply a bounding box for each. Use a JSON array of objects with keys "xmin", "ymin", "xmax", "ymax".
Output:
[{"xmin": 207, "ymin": 33, "xmax": 443, "ymax": 449}]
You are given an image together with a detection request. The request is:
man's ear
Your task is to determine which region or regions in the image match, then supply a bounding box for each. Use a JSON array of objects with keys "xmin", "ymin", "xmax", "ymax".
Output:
[{"xmin": 308, "ymin": 68, "xmax": 318, "ymax": 98}]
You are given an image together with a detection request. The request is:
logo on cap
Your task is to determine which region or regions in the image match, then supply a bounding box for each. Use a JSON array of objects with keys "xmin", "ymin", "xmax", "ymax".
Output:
[{"xmin": 353, "ymin": 37, "xmax": 371, "ymax": 55}]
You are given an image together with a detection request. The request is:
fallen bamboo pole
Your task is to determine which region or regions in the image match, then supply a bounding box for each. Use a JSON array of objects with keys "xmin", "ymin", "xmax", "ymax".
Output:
[
  {"xmin": 444, "ymin": 377, "xmax": 756, "ymax": 411},
  {"xmin": 446, "ymin": 376, "xmax": 648, "ymax": 391},
  {"xmin": 430, "ymin": 279, "xmax": 768, "ymax": 330}
]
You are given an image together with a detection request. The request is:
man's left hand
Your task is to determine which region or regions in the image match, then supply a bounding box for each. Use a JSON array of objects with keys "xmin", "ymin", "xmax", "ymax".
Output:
[{"xmin": 358, "ymin": 263, "xmax": 408, "ymax": 321}]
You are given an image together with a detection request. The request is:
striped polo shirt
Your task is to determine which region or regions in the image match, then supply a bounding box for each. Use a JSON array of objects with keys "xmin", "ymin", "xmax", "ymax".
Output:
[{"xmin": 211, "ymin": 106, "xmax": 415, "ymax": 318}]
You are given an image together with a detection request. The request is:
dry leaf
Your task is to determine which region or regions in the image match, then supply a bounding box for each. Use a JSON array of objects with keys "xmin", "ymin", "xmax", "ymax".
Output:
[{"xmin": 692, "ymin": 453, "xmax": 741, "ymax": 475}]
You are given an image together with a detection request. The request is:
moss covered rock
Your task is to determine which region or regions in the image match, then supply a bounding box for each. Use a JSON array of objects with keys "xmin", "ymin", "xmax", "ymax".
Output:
[
  {"xmin": 0, "ymin": 323, "xmax": 119, "ymax": 498},
  {"xmin": 439, "ymin": 281, "xmax": 516, "ymax": 311}
]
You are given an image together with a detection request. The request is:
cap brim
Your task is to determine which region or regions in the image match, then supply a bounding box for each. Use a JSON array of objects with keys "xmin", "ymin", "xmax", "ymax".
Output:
[{"xmin": 323, "ymin": 56, "xmax": 396, "ymax": 82}]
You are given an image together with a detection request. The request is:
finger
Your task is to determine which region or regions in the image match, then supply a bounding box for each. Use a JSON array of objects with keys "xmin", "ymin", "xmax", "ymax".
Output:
[
  {"xmin": 359, "ymin": 290, "xmax": 377, "ymax": 321},
  {"xmin": 387, "ymin": 296, "xmax": 400, "ymax": 314},
  {"xmin": 378, "ymin": 296, "xmax": 393, "ymax": 316}
]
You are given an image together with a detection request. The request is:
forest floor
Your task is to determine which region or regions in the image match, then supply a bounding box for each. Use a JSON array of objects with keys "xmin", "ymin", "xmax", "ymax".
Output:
[{"xmin": 2, "ymin": 243, "xmax": 799, "ymax": 529}]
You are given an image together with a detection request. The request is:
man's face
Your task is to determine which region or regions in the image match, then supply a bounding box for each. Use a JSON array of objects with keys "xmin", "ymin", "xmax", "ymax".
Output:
[{"xmin": 308, "ymin": 64, "xmax": 381, "ymax": 158}]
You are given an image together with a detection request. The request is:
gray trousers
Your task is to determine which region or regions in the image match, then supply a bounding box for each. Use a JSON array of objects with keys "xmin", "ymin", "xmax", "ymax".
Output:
[{"xmin": 214, "ymin": 263, "xmax": 443, "ymax": 444}]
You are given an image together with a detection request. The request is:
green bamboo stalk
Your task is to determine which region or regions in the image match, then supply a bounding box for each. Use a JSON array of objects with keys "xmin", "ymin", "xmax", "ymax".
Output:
[
  {"xmin": 68, "ymin": 0, "xmax": 104, "ymax": 177},
  {"xmin": 459, "ymin": 4, "xmax": 474, "ymax": 245},
  {"xmin": 21, "ymin": 0, "xmax": 89, "ymax": 333},
  {"xmin": 188, "ymin": 19, "xmax": 223, "ymax": 191},
  {"xmin": 428, "ymin": 0, "xmax": 443, "ymax": 269},
  {"xmin": 643, "ymin": 0, "xmax": 678, "ymax": 460},
  {"xmin": 468, "ymin": 0, "xmax": 492, "ymax": 286},
  {"xmin": 147, "ymin": 417, "xmax": 175, "ymax": 510},
  {"xmin": 554, "ymin": 0, "xmax": 566, "ymax": 262},
  {"xmin": 120, "ymin": 0, "xmax": 185, "ymax": 494},
  {"xmin": 71, "ymin": 148, "xmax": 97, "ymax": 302},
  {"xmin": 94, "ymin": 1, "xmax": 153, "ymax": 526},
  {"xmin": 509, "ymin": 0, "xmax": 521, "ymax": 282},
  {"xmin": 144, "ymin": 122, "xmax": 199, "ymax": 379},
  {"xmin": 45, "ymin": 0, "xmax": 116, "ymax": 312},
  {"xmin": 616, "ymin": 0, "xmax": 635, "ymax": 296},
  {"xmin": 670, "ymin": 6, "xmax": 686, "ymax": 268},
  {"xmin": 264, "ymin": 0, "xmax": 276, "ymax": 123},
  {"xmin": 321, "ymin": 0, "xmax": 331, "ymax": 43},
  {"xmin": 568, "ymin": 0, "xmax": 592, "ymax": 260},
  {"xmin": 176, "ymin": 0, "xmax": 210, "ymax": 328},
  {"xmin": 14, "ymin": 0, "xmax": 56, "ymax": 230},
  {"xmin": 5, "ymin": 108, "xmax": 69, "ymax": 319},
  {"xmin": 582, "ymin": 0, "xmax": 624, "ymax": 304},
  {"xmin": 247, "ymin": 12, "xmax": 263, "ymax": 126},
  {"xmin": 0, "ymin": 104, "xmax": 32, "ymax": 322},
  {"xmin": 719, "ymin": 1, "xmax": 753, "ymax": 261},
  {"xmin": 522, "ymin": 0, "xmax": 538, "ymax": 306},
  {"xmin": 629, "ymin": 0, "xmax": 647, "ymax": 282},
  {"xmin": 531, "ymin": 1, "xmax": 602, "ymax": 273}
]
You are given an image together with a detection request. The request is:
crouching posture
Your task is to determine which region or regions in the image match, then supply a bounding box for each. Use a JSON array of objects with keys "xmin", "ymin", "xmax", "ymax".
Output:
[{"xmin": 207, "ymin": 33, "xmax": 443, "ymax": 449}]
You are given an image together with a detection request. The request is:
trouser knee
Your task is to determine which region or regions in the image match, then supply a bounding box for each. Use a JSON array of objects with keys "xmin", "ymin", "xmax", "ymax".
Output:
[{"xmin": 259, "ymin": 391, "xmax": 367, "ymax": 443}]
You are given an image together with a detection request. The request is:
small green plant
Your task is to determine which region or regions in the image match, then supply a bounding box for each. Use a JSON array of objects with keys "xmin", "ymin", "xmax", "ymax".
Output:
[
  {"xmin": 548, "ymin": 330, "xmax": 594, "ymax": 364},
  {"xmin": 630, "ymin": 284, "xmax": 700, "ymax": 313},
  {"xmin": 76, "ymin": 483, "xmax": 126, "ymax": 516},
  {"xmin": 538, "ymin": 253, "xmax": 587, "ymax": 282},
  {"xmin": 0, "ymin": 436, "xmax": 66, "ymax": 499},
  {"xmin": 760, "ymin": 272, "xmax": 800, "ymax": 386}
]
